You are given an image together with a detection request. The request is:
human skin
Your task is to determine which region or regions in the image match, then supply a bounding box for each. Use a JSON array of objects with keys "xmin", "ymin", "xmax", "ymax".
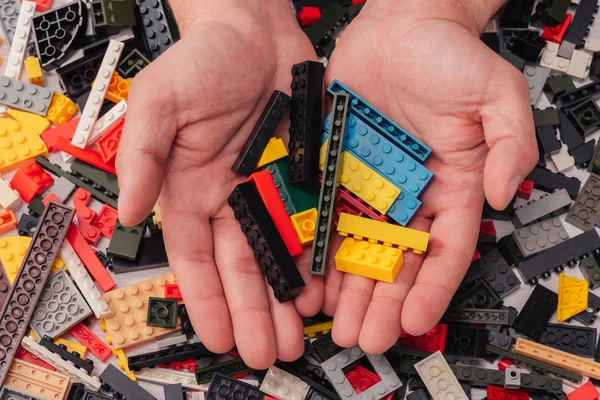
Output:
[{"xmin": 116, "ymin": 0, "xmax": 536, "ymax": 367}]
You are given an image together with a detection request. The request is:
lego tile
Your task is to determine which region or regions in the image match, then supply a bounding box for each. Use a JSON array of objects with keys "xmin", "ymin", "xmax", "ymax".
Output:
[
  {"xmin": 262, "ymin": 159, "xmax": 318, "ymax": 215},
  {"xmin": 512, "ymin": 217, "xmax": 569, "ymax": 257},
  {"xmin": 567, "ymin": 49, "xmax": 593, "ymax": 79},
  {"xmin": 136, "ymin": 367, "xmax": 208, "ymax": 390},
  {"xmin": 335, "ymin": 237, "xmax": 403, "ymax": 282},
  {"xmin": 513, "ymin": 189, "xmax": 572, "ymax": 229},
  {"xmin": 415, "ymin": 351, "xmax": 467, "ymax": 400},
  {"xmin": 513, "ymin": 284, "xmax": 557, "ymax": 341},
  {"xmin": 7, "ymin": 110, "xmax": 50, "ymax": 136},
  {"xmin": 195, "ymin": 358, "xmax": 252, "ymax": 384},
  {"xmin": 321, "ymin": 346, "xmax": 401, "ymax": 400},
  {"xmin": 228, "ymin": 182, "xmax": 305, "ymax": 301},
  {"xmin": 24, "ymin": 56, "xmax": 43, "ymax": 87},
  {"xmin": 69, "ymin": 322, "xmax": 111, "ymax": 362},
  {"xmin": 110, "ymin": 232, "xmax": 168, "ymax": 274},
  {"xmin": 0, "ymin": 119, "xmax": 49, "ymax": 174},
  {"xmin": 557, "ymin": 0, "xmax": 598, "ymax": 58},
  {"xmin": 256, "ymin": 137, "xmax": 288, "ymax": 169},
  {"xmin": 206, "ymin": 373, "xmax": 266, "ymax": 400},
  {"xmin": 3, "ymin": 1, "xmax": 35, "ymax": 80},
  {"xmin": 232, "ymin": 90, "xmax": 291, "ymax": 176},
  {"xmin": 539, "ymin": 42, "xmax": 570, "ymax": 72},
  {"xmin": 0, "ymin": 78, "xmax": 53, "ymax": 117},
  {"xmin": 71, "ymin": 40, "xmax": 124, "ymax": 149},
  {"xmin": 107, "ymin": 219, "xmax": 146, "ymax": 260},
  {"xmin": 441, "ymin": 308, "xmax": 509, "ymax": 325},
  {"xmin": 566, "ymin": 174, "xmax": 600, "ymax": 231},
  {"xmin": 0, "ymin": 179, "xmax": 20, "ymax": 210},
  {"xmin": 540, "ymin": 323, "xmax": 596, "ymax": 357},
  {"xmin": 550, "ymin": 144, "xmax": 575, "ymax": 172},
  {"xmin": 536, "ymin": 124, "xmax": 560, "ymax": 156},
  {"xmin": 164, "ymin": 384, "xmax": 185, "ymax": 400},
  {"xmin": 147, "ymin": 297, "xmax": 178, "ymax": 329},
  {"xmin": 557, "ymin": 273, "xmax": 588, "ymax": 321},
  {"xmin": 100, "ymin": 364, "xmax": 157, "ymax": 400},
  {"xmin": 4, "ymin": 359, "xmax": 69, "ymax": 400},
  {"xmin": 291, "ymin": 208, "xmax": 317, "ymax": 245}
]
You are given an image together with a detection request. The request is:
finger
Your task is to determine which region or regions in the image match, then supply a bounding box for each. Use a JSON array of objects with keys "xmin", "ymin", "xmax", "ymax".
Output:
[
  {"xmin": 266, "ymin": 280, "xmax": 305, "ymax": 362},
  {"xmin": 331, "ymin": 273, "xmax": 376, "ymax": 348},
  {"xmin": 481, "ymin": 66, "xmax": 537, "ymax": 210},
  {"xmin": 322, "ymin": 234, "xmax": 345, "ymax": 316},
  {"xmin": 401, "ymin": 204, "xmax": 481, "ymax": 336},
  {"xmin": 116, "ymin": 57, "xmax": 178, "ymax": 226},
  {"xmin": 293, "ymin": 249, "xmax": 325, "ymax": 318},
  {"xmin": 358, "ymin": 216, "xmax": 431, "ymax": 354},
  {"xmin": 160, "ymin": 194, "xmax": 234, "ymax": 353},
  {"xmin": 212, "ymin": 209, "xmax": 277, "ymax": 370}
]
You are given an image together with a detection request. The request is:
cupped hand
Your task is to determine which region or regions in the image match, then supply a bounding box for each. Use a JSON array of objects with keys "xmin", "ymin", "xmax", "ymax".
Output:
[
  {"xmin": 322, "ymin": 0, "xmax": 537, "ymax": 353},
  {"xmin": 116, "ymin": 1, "xmax": 322, "ymax": 368}
]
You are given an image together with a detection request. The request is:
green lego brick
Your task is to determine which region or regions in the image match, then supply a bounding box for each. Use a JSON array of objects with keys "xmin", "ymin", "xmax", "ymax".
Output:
[
  {"xmin": 147, "ymin": 297, "xmax": 178, "ymax": 329},
  {"xmin": 262, "ymin": 159, "xmax": 318, "ymax": 215}
]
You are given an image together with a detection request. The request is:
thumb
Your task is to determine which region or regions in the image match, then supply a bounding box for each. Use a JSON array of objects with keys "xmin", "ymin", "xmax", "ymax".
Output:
[
  {"xmin": 116, "ymin": 57, "xmax": 178, "ymax": 226},
  {"xmin": 481, "ymin": 66, "xmax": 538, "ymax": 210}
]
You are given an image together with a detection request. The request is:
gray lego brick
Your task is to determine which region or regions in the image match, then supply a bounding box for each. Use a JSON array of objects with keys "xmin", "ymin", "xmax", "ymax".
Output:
[
  {"xmin": 100, "ymin": 364, "xmax": 157, "ymax": 400},
  {"xmin": 504, "ymin": 366, "xmax": 520, "ymax": 389},
  {"xmin": 565, "ymin": 174, "xmax": 600, "ymax": 231},
  {"xmin": 0, "ymin": 76, "xmax": 53, "ymax": 116},
  {"xmin": 524, "ymin": 65, "xmax": 551, "ymax": 105},
  {"xmin": 512, "ymin": 189, "xmax": 572, "ymax": 228},
  {"xmin": 164, "ymin": 384, "xmax": 185, "ymax": 400},
  {"xmin": 44, "ymin": 176, "xmax": 76, "ymax": 203},
  {"xmin": 30, "ymin": 270, "xmax": 93, "ymax": 339},
  {"xmin": 512, "ymin": 217, "xmax": 569, "ymax": 257},
  {"xmin": 540, "ymin": 323, "xmax": 597, "ymax": 357},
  {"xmin": 0, "ymin": 387, "xmax": 42, "ymax": 400},
  {"xmin": 486, "ymin": 326, "xmax": 515, "ymax": 351},
  {"xmin": 0, "ymin": 0, "xmax": 19, "ymax": 44},
  {"xmin": 321, "ymin": 346, "xmax": 402, "ymax": 400},
  {"xmin": 450, "ymin": 365, "xmax": 563, "ymax": 393},
  {"xmin": 414, "ymin": 352, "xmax": 467, "ymax": 400}
]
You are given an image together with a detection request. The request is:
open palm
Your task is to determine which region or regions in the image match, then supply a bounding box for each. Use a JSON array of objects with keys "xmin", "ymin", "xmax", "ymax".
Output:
[
  {"xmin": 322, "ymin": 2, "xmax": 538, "ymax": 353},
  {"xmin": 116, "ymin": 5, "xmax": 322, "ymax": 368}
]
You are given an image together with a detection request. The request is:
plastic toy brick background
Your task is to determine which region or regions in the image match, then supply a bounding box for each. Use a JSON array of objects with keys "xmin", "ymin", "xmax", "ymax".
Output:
[{"xmin": 3, "ymin": 1, "xmax": 600, "ymax": 399}]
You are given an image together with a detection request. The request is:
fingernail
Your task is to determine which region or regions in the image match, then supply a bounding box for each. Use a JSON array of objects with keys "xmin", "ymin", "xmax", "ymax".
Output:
[{"xmin": 507, "ymin": 174, "xmax": 522, "ymax": 204}]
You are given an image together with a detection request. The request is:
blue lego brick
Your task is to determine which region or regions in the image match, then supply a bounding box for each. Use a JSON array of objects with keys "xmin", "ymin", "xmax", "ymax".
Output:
[
  {"xmin": 327, "ymin": 80, "xmax": 432, "ymax": 163},
  {"xmin": 321, "ymin": 112, "xmax": 433, "ymax": 198},
  {"xmin": 387, "ymin": 191, "xmax": 421, "ymax": 226}
]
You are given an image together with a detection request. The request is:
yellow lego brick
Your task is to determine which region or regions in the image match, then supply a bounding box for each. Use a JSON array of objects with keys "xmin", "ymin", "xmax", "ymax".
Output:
[
  {"xmin": 113, "ymin": 348, "xmax": 137, "ymax": 381},
  {"xmin": 256, "ymin": 137, "xmax": 288, "ymax": 168},
  {"xmin": 557, "ymin": 273, "xmax": 588, "ymax": 322},
  {"xmin": 46, "ymin": 92, "xmax": 78, "ymax": 126},
  {"xmin": 5, "ymin": 359, "xmax": 70, "ymax": 400},
  {"xmin": 0, "ymin": 236, "xmax": 65, "ymax": 282},
  {"xmin": 291, "ymin": 208, "xmax": 317, "ymax": 245},
  {"xmin": 152, "ymin": 202, "xmax": 162, "ymax": 229},
  {"xmin": 303, "ymin": 321, "xmax": 333, "ymax": 338},
  {"xmin": 102, "ymin": 273, "xmax": 180, "ymax": 349},
  {"xmin": 105, "ymin": 72, "xmax": 130, "ymax": 103},
  {"xmin": 54, "ymin": 338, "xmax": 87, "ymax": 358},
  {"xmin": 515, "ymin": 338, "xmax": 600, "ymax": 379},
  {"xmin": 0, "ymin": 118, "xmax": 49, "ymax": 174},
  {"xmin": 337, "ymin": 212, "xmax": 429, "ymax": 254},
  {"xmin": 7, "ymin": 109, "xmax": 50, "ymax": 135},
  {"xmin": 24, "ymin": 56, "xmax": 44, "ymax": 86},
  {"xmin": 319, "ymin": 142, "xmax": 400, "ymax": 214},
  {"xmin": 335, "ymin": 237, "xmax": 403, "ymax": 283}
]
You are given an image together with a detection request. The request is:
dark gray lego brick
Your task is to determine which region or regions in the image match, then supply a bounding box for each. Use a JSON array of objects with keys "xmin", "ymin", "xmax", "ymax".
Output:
[
  {"xmin": 512, "ymin": 189, "xmax": 572, "ymax": 228},
  {"xmin": 566, "ymin": 174, "xmax": 600, "ymax": 231},
  {"xmin": 513, "ymin": 284, "xmax": 558, "ymax": 341},
  {"xmin": 441, "ymin": 308, "xmax": 509, "ymax": 325},
  {"xmin": 540, "ymin": 323, "xmax": 597, "ymax": 357},
  {"xmin": 100, "ymin": 364, "xmax": 157, "ymax": 400},
  {"xmin": 512, "ymin": 217, "xmax": 569, "ymax": 257}
]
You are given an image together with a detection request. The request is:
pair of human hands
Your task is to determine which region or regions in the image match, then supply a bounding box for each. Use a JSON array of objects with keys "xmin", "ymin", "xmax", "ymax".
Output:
[{"xmin": 115, "ymin": 0, "xmax": 538, "ymax": 369}]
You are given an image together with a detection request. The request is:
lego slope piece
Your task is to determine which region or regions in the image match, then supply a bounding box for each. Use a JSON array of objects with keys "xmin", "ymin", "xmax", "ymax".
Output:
[
  {"xmin": 257, "ymin": 137, "xmax": 288, "ymax": 169},
  {"xmin": 524, "ymin": 65, "xmax": 551, "ymax": 105},
  {"xmin": 567, "ymin": 49, "xmax": 593, "ymax": 80},
  {"xmin": 232, "ymin": 90, "xmax": 291, "ymax": 176},
  {"xmin": 557, "ymin": 273, "xmax": 588, "ymax": 322},
  {"xmin": 0, "ymin": 118, "xmax": 48, "ymax": 174},
  {"xmin": 100, "ymin": 364, "xmax": 157, "ymax": 400},
  {"xmin": 335, "ymin": 237, "xmax": 403, "ymax": 283},
  {"xmin": 558, "ymin": 0, "xmax": 598, "ymax": 59},
  {"xmin": 415, "ymin": 351, "xmax": 468, "ymax": 400},
  {"xmin": 86, "ymin": 99, "xmax": 126, "ymax": 145},
  {"xmin": 321, "ymin": 346, "xmax": 401, "ymax": 400},
  {"xmin": 310, "ymin": 93, "xmax": 350, "ymax": 276},
  {"xmin": 101, "ymin": 273, "xmax": 179, "ymax": 349},
  {"xmin": 260, "ymin": 365, "xmax": 309, "ymax": 400},
  {"xmin": 7, "ymin": 110, "xmax": 50, "ymax": 136},
  {"xmin": 511, "ymin": 217, "xmax": 569, "ymax": 258},
  {"xmin": 4, "ymin": 359, "xmax": 69, "ymax": 400},
  {"xmin": 3, "ymin": 1, "xmax": 35, "ymax": 80},
  {"xmin": 0, "ymin": 77, "xmax": 53, "ymax": 117},
  {"xmin": 566, "ymin": 174, "xmax": 600, "ymax": 231},
  {"xmin": 71, "ymin": 40, "xmax": 124, "ymax": 149},
  {"xmin": 24, "ymin": 56, "xmax": 43, "ymax": 86}
]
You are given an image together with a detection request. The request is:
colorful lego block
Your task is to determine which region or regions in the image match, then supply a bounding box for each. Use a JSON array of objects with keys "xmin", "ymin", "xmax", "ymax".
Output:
[
  {"xmin": 0, "ymin": 210, "xmax": 17, "ymax": 235},
  {"xmin": 24, "ymin": 56, "xmax": 43, "ymax": 86},
  {"xmin": 0, "ymin": 118, "xmax": 49, "ymax": 173},
  {"xmin": 557, "ymin": 273, "xmax": 588, "ymax": 322},
  {"xmin": 290, "ymin": 208, "xmax": 317, "ymax": 245},
  {"xmin": 10, "ymin": 162, "xmax": 54, "ymax": 202},
  {"xmin": 335, "ymin": 237, "xmax": 403, "ymax": 283},
  {"xmin": 303, "ymin": 321, "xmax": 332, "ymax": 338},
  {"xmin": 69, "ymin": 323, "xmax": 112, "ymax": 362},
  {"xmin": 46, "ymin": 92, "xmax": 78, "ymax": 126},
  {"xmin": 256, "ymin": 137, "xmax": 288, "ymax": 168},
  {"xmin": 104, "ymin": 72, "xmax": 130, "ymax": 103},
  {"xmin": 7, "ymin": 109, "xmax": 50, "ymax": 135}
]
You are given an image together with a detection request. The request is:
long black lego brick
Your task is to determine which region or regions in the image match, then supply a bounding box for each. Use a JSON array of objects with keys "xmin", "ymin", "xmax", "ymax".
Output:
[
  {"xmin": 513, "ymin": 284, "xmax": 558, "ymax": 341},
  {"xmin": 304, "ymin": 3, "xmax": 349, "ymax": 58},
  {"xmin": 441, "ymin": 308, "xmax": 509, "ymax": 325},
  {"xmin": 111, "ymin": 233, "xmax": 168, "ymax": 274},
  {"xmin": 540, "ymin": 323, "xmax": 597, "ymax": 357},
  {"xmin": 195, "ymin": 359, "xmax": 252, "ymax": 384},
  {"xmin": 0, "ymin": 202, "xmax": 73, "ymax": 386},
  {"xmin": 128, "ymin": 342, "xmax": 214, "ymax": 371},
  {"xmin": 518, "ymin": 229, "xmax": 600, "ymax": 283},
  {"xmin": 70, "ymin": 159, "xmax": 119, "ymax": 197},
  {"xmin": 559, "ymin": 80, "xmax": 600, "ymax": 109},
  {"xmin": 39, "ymin": 335, "xmax": 94, "ymax": 374},
  {"xmin": 206, "ymin": 373, "xmax": 266, "ymax": 400},
  {"xmin": 228, "ymin": 182, "xmax": 305, "ymax": 302},
  {"xmin": 527, "ymin": 167, "xmax": 581, "ymax": 199},
  {"xmin": 232, "ymin": 90, "xmax": 291, "ymax": 176},
  {"xmin": 558, "ymin": 0, "xmax": 598, "ymax": 58},
  {"xmin": 445, "ymin": 325, "xmax": 487, "ymax": 357},
  {"xmin": 450, "ymin": 365, "xmax": 563, "ymax": 393},
  {"xmin": 100, "ymin": 364, "xmax": 157, "ymax": 400}
]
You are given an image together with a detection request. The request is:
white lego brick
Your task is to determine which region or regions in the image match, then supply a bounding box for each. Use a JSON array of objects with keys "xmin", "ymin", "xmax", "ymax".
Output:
[
  {"xmin": 21, "ymin": 336, "xmax": 102, "ymax": 391},
  {"xmin": 584, "ymin": 37, "xmax": 600, "ymax": 52},
  {"xmin": 190, "ymin": 392, "xmax": 205, "ymax": 400},
  {"xmin": 136, "ymin": 368, "xmax": 210, "ymax": 391},
  {"xmin": 71, "ymin": 40, "xmax": 124, "ymax": 149},
  {"xmin": 540, "ymin": 42, "xmax": 570, "ymax": 73},
  {"xmin": 550, "ymin": 144, "xmax": 575, "ymax": 172},
  {"xmin": 156, "ymin": 332, "xmax": 189, "ymax": 349},
  {"xmin": 3, "ymin": 1, "xmax": 35, "ymax": 80},
  {"xmin": 61, "ymin": 151, "xmax": 75, "ymax": 163},
  {"xmin": 414, "ymin": 351, "xmax": 468, "ymax": 400},
  {"xmin": 0, "ymin": 179, "xmax": 20, "ymax": 210},
  {"xmin": 87, "ymin": 99, "xmax": 127, "ymax": 145},
  {"xmin": 567, "ymin": 49, "xmax": 592, "ymax": 80},
  {"xmin": 60, "ymin": 242, "xmax": 112, "ymax": 318},
  {"xmin": 260, "ymin": 366, "xmax": 310, "ymax": 400}
]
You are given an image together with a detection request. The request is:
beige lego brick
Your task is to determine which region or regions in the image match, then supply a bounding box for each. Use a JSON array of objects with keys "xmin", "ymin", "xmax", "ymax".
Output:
[
  {"xmin": 101, "ymin": 273, "xmax": 179, "ymax": 349},
  {"xmin": 567, "ymin": 49, "xmax": 592, "ymax": 80},
  {"xmin": 540, "ymin": 42, "xmax": 570, "ymax": 73},
  {"xmin": 5, "ymin": 359, "xmax": 70, "ymax": 400},
  {"xmin": 0, "ymin": 178, "xmax": 20, "ymax": 210}
]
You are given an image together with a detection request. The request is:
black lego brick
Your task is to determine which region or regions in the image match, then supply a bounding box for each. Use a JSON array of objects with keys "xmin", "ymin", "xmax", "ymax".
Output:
[
  {"xmin": 133, "ymin": 0, "xmax": 178, "ymax": 60},
  {"xmin": 195, "ymin": 358, "xmax": 252, "ymax": 384},
  {"xmin": 441, "ymin": 308, "xmax": 509, "ymax": 325},
  {"xmin": 572, "ymin": 139, "xmax": 595, "ymax": 168},
  {"xmin": 497, "ymin": 234, "xmax": 524, "ymax": 266},
  {"xmin": 206, "ymin": 373, "xmax": 266, "ymax": 400},
  {"xmin": 486, "ymin": 326, "xmax": 515, "ymax": 351},
  {"xmin": 573, "ymin": 290, "xmax": 600, "ymax": 325},
  {"xmin": 540, "ymin": 323, "xmax": 597, "ymax": 357},
  {"xmin": 304, "ymin": 3, "xmax": 349, "ymax": 58},
  {"xmin": 536, "ymin": 124, "xmax": 561, "ymax": 155},
  {"xmin": 559, "ymin": 81, "xmax": 600, "ymax": 110},
  {"xmin": 228, "ymin": 181, "xmax": 305, "ymax": 302},
  {"xmin": 526, "ymin": 167, "xmax": 581, "ymax": 199},
  {"xmin": 482, "ymin": 197, "xmax": 516, "ymax": 221},
  {"xmin": 559, "ymin": 110, "xmax": 585, "ymax": 152},
  {"xmin": 451, "ymin": 365, "xmax": 563, "ymax": 393},
  {"xmin": 533, "ymin": 108, "xmax": 560, "ymax": 127},
  {"xmin": 111, "ymin": 232, "xmax": 168, "ymax": 274},
  {"xmin": 559, "ymin": 0, "xmax": 598, "ymax": 58},
  {"xmin": 454, "ymin": 279, "xmax": 503, "ymax": 309},
  {"xmin": 460, "ymin": 248, "xmax": 520, "ymax": 297},
  {"xmin": 164, "ymin": 384, "xmax": 185, "ymax": 400},
  {"xmin": 28, "ymin": 195, "xmax": 46, "ymax": 217},
  {"xmin": 445, "ymin": 325, "xmax": 487, "ymax": 357},
  {"xmin": 501, "ymin": 0, "xmax": 536, "ymax": 27},
  {"xmin": 544, "ymin": 75, "xmax": 575, "ymax": 104},
  {"xmin": 568, "ymin": 99, "xmax": 600, "ymax": 137},
  {"xmin": 499, "ymin": 51, "xmax": 526, "ymax": 71},
  {"xmin": 128, "ymin": 341, "xmax": 214, "ymax": 371},
  {"xmin": 532, "ymin": 0, "xmax": 570, "ymax": 26},
  {"xmin": 481, "ymin": 32, "xmax": 500, "ymax": 53},
  {"xmin": 232, "ymin": 90, "xmax": 291, "ymax": 176},
  {"xmin": 56, "ymin": 49, "xmax": 104, "ymax": 99},
  {"xmin": 100, "ymin": 364, "xmax": 157, "ymax": 400},
  {"xmin": 107, "ymin": 219, "xmax": 147, "ymax": 261},
  {"xmin": 70, "ymin": 159, "xmax": 119, "ymax": 197},
  {"xmin": 277, "ymin": 358, "xmax": 338, "ymax": 400},
  {"xmin": 17, "ymin": 213, "xmax": 39, "ymax": 237},
  {"xmin": 39, "ymin": 335, "xmax": 94, "ymax": 374},
  {"xmin": 518, "ymin": 229, "xmax": 600, "ymax": 283},
  {"xmin": 513, "ymin": 284, "xmax": 558, "ymax": 340},
  {"xmin": 509, "ymin": 30, "xmax": 546, "ymax": 62},
  {"xmin": 288, "ymin": 61, "xmax": 324, "ymax": 185},
  {"xmin": 311, "ymin": 332, "xmax": 344, "ymax": 362},
  {"xmin": 178, "ymin": 304, "xmax": 195, "ymax": 335}
]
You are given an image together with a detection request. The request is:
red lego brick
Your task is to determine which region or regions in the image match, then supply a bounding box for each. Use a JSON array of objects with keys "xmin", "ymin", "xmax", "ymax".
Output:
[
  {"xmin": 15, "ymin": 346, "xmax": 55, "ymax": 371},
  {"xmin": 472, "ymin": 249, "xmax": 481, "ymax": 262},
  {"xmin": 480, "ymin": 221, "xmax": 496, "ymax": 236},
  {"xmin": 542, "ymin": 13, "xmax": 572, "ymax": 44},
  {"xmin": 498, "ymin": 358, "xmax": 517, "ymax": 371},
  {"xmin": 245, "ymin": 170, "xmax": 303, "ymax": 257},
  {"xmin": 42, "ymin": 193, "xmax": 59, "ymax": 206},
  {"xmin": 159, "ymin": 358, "xmax": 199, "ymax": 372},
  {"xmin": 351, "ymin": 0, "xmax": 366, "ymax": 3},
  {"xmin": 487, "ymin": 386, "xmax": 528, "ymax": 400},
  {"xmin": 67, "ymin": 224, "xmax": 116, "ymax": 292},
  {"xmin": 229, "ymin": 350, "xmax": 241, "ymax": 359},
  {"xmin": 567, "ymin": 381, "xmax": 600, "ymax": 400},
  {"xmin": 10, "ymin": 163, "xmax": 54, "ymax": 203},
  {"xmin": 298, "ymin": 6, "xmax": 321, "ymax": 26},
  {"xmin": 69, "ymin": 323, "xmax": 112, "ymax": 362},
  {"xmin": 97, "ymin": 118, "xmax": 123, "ymax": 164},
  {"xmin": 164, "ymin": 283, "xmax": 183, "ymax": 300},
  {"xmin": 345, "ymin": 365, "xmax": 394, "ymax": 400},
  {"xmin": 55, "ymin": 136, "xmax": 117, "ymax": 175},
  {"xmin": 0, "ymin": 210, "xmax": 17, "ymax": 235},
  {"xmin": 41, "ymin": 117, "xmax": 78, "ymax": 152},
  {"xmin": 516, "ymin": 179, "xmax": 534, "ymax": 200},
  {"xmin": 73, "ymin": 188, "xmax": 101, "ymax": 245},
  {"xmin": 401, "ymin": 323, "xmax": 447, "ymax": 353},
  {"xmin": 93, "ymin": 204, "xmax": 118, "ymax": 239}
]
